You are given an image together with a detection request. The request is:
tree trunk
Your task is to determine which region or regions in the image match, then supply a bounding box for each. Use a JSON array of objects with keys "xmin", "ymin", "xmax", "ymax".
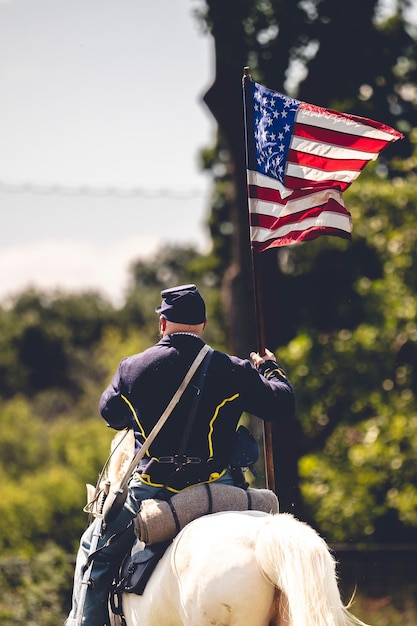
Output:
[
  {"xmin": 203, "ymin": 1, "xmax": 255, "ymax": 357},
  {"xmin": 202, "ymin": 0, "xmax": 305, "ymax": 518}
]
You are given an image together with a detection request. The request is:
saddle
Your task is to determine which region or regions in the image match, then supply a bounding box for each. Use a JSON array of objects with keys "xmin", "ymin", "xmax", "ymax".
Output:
[{"xmin": 110, "ymin": 480, "xmax": 279, "ymax": 619}]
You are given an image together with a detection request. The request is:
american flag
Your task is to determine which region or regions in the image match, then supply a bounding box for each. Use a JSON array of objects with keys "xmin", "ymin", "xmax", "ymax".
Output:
[{"xmin": 244, "ymin": 79, "xmax": 403, "ymax": 251}]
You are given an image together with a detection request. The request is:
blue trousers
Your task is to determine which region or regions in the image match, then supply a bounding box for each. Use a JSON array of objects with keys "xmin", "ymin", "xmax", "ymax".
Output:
[{"xmin": 65, "ymin": 471, "xmax": 235, "ymax": 626}]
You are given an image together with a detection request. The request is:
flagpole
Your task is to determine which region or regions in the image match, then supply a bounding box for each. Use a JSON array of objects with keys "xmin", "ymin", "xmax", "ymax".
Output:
[
  {"xmin": 252, "ymin": 251, "xmax": 276, "ymax": 493},
  {"xmin": 242, "ymin": 67, "xmax": 276, "ymax": 493}
]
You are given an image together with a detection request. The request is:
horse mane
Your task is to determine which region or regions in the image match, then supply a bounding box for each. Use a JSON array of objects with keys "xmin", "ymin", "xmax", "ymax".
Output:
[
  {"xmin": 85, "ymin": 429, "xmax": 135, "ymax": 512},
  {"xmin": 107, "ymin": 429, "xmax": 135, "ymax": 485}
]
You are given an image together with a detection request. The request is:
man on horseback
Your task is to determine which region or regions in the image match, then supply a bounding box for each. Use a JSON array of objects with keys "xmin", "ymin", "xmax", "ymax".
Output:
[{"xmin": 65, "ymin": 283, "xmax": 295, "ymax": 626}]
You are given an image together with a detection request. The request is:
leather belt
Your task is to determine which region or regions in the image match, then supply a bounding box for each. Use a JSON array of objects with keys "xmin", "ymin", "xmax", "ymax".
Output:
[{"xmin": 158, "ymin": 455, "xmax": 201, "ymax": 465}]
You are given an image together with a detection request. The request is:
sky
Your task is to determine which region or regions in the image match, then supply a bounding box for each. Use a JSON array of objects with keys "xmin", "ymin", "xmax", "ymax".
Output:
[{"xmin": 0, "ymin": 0, "xmax": 215, "ymax": 305}]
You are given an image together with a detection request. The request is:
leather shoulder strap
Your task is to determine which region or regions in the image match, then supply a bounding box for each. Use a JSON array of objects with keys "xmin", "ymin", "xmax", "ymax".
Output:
[{"xmin": 178, "ymin": 347, "xmax": 214, "ymax": 455}]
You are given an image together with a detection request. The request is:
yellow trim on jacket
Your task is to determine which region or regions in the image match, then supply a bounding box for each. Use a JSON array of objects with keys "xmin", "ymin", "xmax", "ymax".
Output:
[
  {"xmin": 207, "ymin": 393, "xmax": 239, "ymax": 457},
  {"xmin": 134, "ymin": 467, "xmax": 228, "ymax": 494}
]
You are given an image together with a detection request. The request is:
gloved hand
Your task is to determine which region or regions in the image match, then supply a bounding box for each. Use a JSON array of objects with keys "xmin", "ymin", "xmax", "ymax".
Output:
[{"xmin": 249, "ymin": 348, "xmax": 276, "ymax": 369}]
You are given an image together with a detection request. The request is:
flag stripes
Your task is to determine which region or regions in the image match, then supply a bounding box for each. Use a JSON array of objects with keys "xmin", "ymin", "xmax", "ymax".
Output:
[
  {"xmin": 243, "ymin": 77, "xmax": 403, "ymax": 249},
  {"xmin": 247, "ymin": 170, "xmax": 351, "ymax": 250}
]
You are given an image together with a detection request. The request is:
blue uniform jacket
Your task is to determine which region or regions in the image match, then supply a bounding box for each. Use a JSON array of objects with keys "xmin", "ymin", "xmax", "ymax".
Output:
[{"xmin": 99, "ymin": 333, "xmax": 295, "ymax": 492}]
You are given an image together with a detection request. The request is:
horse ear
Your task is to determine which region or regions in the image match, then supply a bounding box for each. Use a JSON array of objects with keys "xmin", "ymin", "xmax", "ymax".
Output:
[{"xmin": 86, "ymin": 483, "xmax": 96, "ymax": 505}]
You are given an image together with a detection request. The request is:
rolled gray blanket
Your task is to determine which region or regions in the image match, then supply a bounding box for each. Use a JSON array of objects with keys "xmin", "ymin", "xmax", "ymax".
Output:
[{"xmin": 134, "ymin": 483, "xmax": 279, "ymax": 544}]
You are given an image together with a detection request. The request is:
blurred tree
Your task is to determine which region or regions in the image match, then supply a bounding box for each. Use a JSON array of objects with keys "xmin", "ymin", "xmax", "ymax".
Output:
[
  {"xmin": 0, "ymin": 290, "xmax": 116, "ymax": 398},
  {"xmin": 278, "ymin": 145, "xmax": 417, "ymax": 541},
  {"xmin": 0, "ymin": 395, "xmax": 114, "ymax": 554},
  {"xmin": 122, "ymin": 244, "xmax": 227, "ymax": 348},
  {"xmin": 196, "ymin": 0, "xmax": 415, "ymax": 528},
  {"xmin": 0, "ymin": 544, "xmax": 72, "ymax": 626}
]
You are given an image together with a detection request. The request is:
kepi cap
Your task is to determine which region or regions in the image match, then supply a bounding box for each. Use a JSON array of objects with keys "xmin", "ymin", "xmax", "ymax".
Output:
[{"xmin": 155, "ymin": 284, "xmax": 206, "ymax": 325}]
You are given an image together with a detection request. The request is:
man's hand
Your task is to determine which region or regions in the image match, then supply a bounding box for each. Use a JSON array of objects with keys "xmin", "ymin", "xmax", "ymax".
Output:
[{"xmin": 250, "ymin": 348, "xmax": 276, "ymax": 369}]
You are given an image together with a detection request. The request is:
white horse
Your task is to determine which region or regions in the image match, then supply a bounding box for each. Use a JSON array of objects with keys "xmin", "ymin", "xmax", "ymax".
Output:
[{"xmin": 93, "ymin": 431, "xmax": 369, "ymax": 626}]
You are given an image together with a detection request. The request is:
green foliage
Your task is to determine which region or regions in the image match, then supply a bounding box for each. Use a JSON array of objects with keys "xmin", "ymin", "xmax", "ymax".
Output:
[
  {"xmin": 299, "ymin": 410, "xmax": 417, "ymax": 542},
  {"xmin": 0, "ymin": 289, "xmax": 117, "ymax": 398},
  {"xmin": 123, "ymin": 244, "xmax": 227, "ymax": 348},
  {"xmin": 0, "ymin": 543, "xmax": 73, "ymax": 626},
  {"xmin": 0, "ymin": 395, "xmax": 114, "ymax": 554},
  {"xmin": 276, "ymin": 143, "xmax": 417, "ymax": 541},
  {"xmin": 0, "ymin": 397, "xmax": 45, "ymax": 479},
  {"xmin": 352, "ymin": 592, "xmax": 417, "ymax": 626},
  {"xmin": 126, "ymin": 243, "xmax": 220, "ymax": 298}
]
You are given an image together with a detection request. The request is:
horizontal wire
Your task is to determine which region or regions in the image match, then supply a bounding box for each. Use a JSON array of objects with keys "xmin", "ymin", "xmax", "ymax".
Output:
[{"xmin": 0, "ymin": 180, "xmax": 207, "ymax": 199}]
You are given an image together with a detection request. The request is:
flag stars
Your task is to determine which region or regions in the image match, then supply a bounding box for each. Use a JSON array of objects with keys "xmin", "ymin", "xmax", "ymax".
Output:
[
  {"xmin": 251, "ymin": 83, "xmax": 301, "ymax": 183},
  {"xmin": 249, "ymin": 79, "xmax": 400, "ymax": 216}
]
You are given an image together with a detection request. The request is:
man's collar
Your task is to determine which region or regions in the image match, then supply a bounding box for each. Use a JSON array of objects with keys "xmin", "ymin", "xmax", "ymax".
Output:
[
  {"xmin": 158, "ymin": 332, "xmax": 204, "ymax": 346},
  {"xmin": 167, "ymin": 331, "xmax": 202, "ymax": 339}
]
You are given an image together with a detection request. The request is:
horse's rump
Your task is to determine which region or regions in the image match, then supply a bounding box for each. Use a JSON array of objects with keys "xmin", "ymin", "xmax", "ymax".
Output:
[
  {"xmin": 123, "ymin": 510, "xmax": 278, "ymax": 626},
  {"xmin": 121, "ymin": 510, "xmax": 369, "ymax": 626}
]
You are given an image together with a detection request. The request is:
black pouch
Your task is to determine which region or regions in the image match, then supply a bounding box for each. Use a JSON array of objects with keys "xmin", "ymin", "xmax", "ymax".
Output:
[
  {"xmin": 230, "ymin": 425, "xmax": 259, "ymax": 476},
  {"xmin": 119, "ymin": 541, "xmax": 171, "ymax": 596}
]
